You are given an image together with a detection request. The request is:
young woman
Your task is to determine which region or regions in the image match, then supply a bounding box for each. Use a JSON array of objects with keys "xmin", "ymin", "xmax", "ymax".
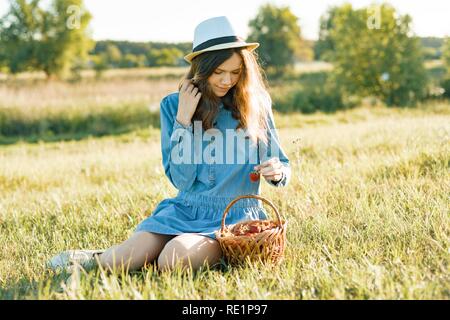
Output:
[{"xmin": 47, "ymin": 16, "xmax": 291, "ymax": 273}]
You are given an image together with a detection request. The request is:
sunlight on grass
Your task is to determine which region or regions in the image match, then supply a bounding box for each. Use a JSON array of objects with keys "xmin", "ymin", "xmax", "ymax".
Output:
[{"xmin": 0, "ymin": 80, "xmax": 448, "ymax": 299}]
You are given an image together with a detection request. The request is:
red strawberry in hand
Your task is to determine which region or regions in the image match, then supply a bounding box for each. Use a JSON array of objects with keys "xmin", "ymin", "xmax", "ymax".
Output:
[{"xmin": 249, "ymin": 170, "xmax": 260, "ymax": 182}]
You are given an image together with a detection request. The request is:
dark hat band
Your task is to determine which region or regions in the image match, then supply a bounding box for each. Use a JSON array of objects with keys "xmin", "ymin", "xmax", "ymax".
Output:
[{"xmin": 193, "ymin": 36, "xmax": 245, "ymax": 53}]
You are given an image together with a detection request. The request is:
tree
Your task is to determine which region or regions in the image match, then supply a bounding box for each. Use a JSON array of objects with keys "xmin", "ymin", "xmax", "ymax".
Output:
[
  {"xmin": 0, "ymin": 0, "xmax": 93, "ymax": 79},
  {"xmin": 146, "ymin": 47, "xmax": 183, "ymax": 67},
  {"xmin": 442, "ymin": 38, "xmax": 450, "ymax": 76},
  {"xmin": 0, "ymin": 0, "xmax": 43, "ymax": 74},
  {"xmin": 38, "ymin": 0, "xmax": 93, "ymax": 79},
  {"xmin": 247, "ymin": 4, "xmax": 305, "ymax": 78},
  {"xmin": 317, "ymin": 3, "xmax": 428, "ymax": 106},
  {"xmin": 104, "ymin": 44, "xmax": 122, "ymax": 68},
  {"xmin": 90, "ymin": 54, "xmax": 107, "ymax": 79},
  {"xmin": 314, "ymin": 6, "xmax": 339, "ymax": 61},
  {"xmin": 119, "ymin": 53, "xmax": 146, "ymax": 68},
  {"xmin": 441, "ymin": 38, "xmax": 450, "ymax": 98}
]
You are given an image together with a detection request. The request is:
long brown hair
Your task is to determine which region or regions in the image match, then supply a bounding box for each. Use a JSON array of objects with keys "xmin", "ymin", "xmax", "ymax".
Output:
[{"xmin": 178, "ymin": 47, "xmax": 271, "ymax": 145}]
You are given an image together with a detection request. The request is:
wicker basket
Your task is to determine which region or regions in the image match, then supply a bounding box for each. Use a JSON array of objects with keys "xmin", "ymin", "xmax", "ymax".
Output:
[{"xmin": 215, "ymin": 194, "xmax": 287, "ymax": 266}]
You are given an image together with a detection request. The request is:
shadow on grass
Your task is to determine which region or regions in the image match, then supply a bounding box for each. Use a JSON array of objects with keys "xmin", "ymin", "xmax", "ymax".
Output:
[
  {"xmin": 0, "ymin": 108, "xmax": 161, "ymax": 146},
  {"xmin": 0, "ymin": 127, "xmax": 156, "ymax": 145},
  {"xmin": 0, "ymin": 259, "xmax": 233, "ymax": 299},
  {"xmin": 0, "ymin": 270, "xmax": 72, "ymax": 299}
]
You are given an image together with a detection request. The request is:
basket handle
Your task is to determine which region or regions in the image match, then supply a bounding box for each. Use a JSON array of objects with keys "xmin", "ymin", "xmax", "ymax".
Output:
[{"xmin": 220, "ymin": 194, "xmax": 283, "ymax": 233}]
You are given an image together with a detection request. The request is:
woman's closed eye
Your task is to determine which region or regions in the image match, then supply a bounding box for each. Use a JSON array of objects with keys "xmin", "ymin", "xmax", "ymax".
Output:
[{"xmin": 214, "ymin": 71, "xmax": 240, "ymax": 75}]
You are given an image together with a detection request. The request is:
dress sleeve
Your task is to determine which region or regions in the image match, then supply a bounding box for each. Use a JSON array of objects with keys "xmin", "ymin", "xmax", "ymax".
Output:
[
  {"xmin": 160, "ymin": 96, "xmax": 198, "ymax": 191},
  {"xmin": 259, "ymin": 108, "xmax": 291, "ymax": 188}
]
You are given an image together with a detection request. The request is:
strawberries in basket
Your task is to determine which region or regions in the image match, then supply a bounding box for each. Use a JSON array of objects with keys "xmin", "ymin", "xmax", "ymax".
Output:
[{"xmin": 230, "ymin": 220, "xmax": 278, "ymax": 237}]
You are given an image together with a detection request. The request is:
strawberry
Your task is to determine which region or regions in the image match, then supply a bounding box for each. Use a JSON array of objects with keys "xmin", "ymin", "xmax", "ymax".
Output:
[
  {"xmin": 248, "ymin": 225, "xmax": 260, "ymax": 233},
  {"xmin": 249, "ymin": 170, "xmax": 260, "ymax": 182}
]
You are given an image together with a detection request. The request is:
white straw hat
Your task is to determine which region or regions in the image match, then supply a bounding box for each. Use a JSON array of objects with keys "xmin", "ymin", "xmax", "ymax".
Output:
[{"xmin": 184, "ymin": 16, "xmax": 260, "ymax": 64}]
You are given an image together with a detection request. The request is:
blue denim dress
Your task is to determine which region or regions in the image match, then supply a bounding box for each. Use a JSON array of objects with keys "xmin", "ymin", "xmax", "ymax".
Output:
[{"xmin": 135, "ymin": 92, "xmax": 291, "ymax": 239}]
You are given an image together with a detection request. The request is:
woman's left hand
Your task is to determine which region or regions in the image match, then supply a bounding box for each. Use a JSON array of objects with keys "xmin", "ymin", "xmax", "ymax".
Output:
[{"xmin": 254, "ymin": 157, "xmax": 284, "ymax": 183}]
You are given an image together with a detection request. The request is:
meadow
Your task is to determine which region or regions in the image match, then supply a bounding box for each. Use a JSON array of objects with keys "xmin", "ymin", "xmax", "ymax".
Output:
[{"xmin": 0, "ymin": 69, "xmax": 449, "ymax": 299}]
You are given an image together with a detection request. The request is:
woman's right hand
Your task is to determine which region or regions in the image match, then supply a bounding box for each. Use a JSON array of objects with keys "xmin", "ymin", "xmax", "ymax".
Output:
[{"xmin": 176, "ymin": 79, "xmax": 202, "ymax": 127}]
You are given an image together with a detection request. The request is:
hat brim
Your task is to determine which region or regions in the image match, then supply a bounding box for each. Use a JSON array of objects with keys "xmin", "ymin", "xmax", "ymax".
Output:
[{"xmin": 184, "ymin": 42, "xmax": 259, "ymax": 63}]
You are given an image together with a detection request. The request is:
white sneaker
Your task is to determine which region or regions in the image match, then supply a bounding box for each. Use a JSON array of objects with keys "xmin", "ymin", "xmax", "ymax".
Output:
[{"xmin": 47, "ymin": 249, "xmax": 104, "ymax": 272}]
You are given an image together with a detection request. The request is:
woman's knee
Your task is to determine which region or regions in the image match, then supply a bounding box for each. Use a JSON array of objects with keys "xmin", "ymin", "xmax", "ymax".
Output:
[
  {"xmin": 157, "ymin": 234, "xmax": 222, "ymax": 272},
  {"xmin": 100, "ymin": 231, "xmax": 174, "ymax": 271}
]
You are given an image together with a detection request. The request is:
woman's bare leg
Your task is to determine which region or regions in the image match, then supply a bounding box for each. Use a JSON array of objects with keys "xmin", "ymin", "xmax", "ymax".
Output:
[
  {"xmin": 157, "ymin": 233, "xmax": 223, "ymax": 272},
  {"xmin": 98, "ymin": 231, "xmax": 175, "ymax": 272}
]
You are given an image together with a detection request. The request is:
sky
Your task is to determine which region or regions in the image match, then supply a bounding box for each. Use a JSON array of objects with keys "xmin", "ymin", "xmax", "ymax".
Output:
[{"xmin": 0, "ymin": 0, "xmax": 449, "ymax": 42}]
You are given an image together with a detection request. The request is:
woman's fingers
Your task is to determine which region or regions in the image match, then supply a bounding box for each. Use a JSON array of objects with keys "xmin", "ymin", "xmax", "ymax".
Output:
[
  {"xmin": 183, "ymin": 80, "xmax": 201, "ymax": 98},
  {"xmin": 177, "ymin": 79, "xmax": 202, "ymax": 123},
  {"xmin": 260, "ymin": 168, "xmax": 283, "ymax": 177},
  {"xmin": 263, "ymin": 172, "xmax": 283, "ymax": 181},
  {"xmin": 181, "ymin": 79, "xmax": 196, "ymax": 93},
  {"xmin": 255, "ymin": 157, "xmax": 281, "ymax": 171},
  {"xmin": 181, "ymin": 79, "xmax": 190, "ymax": 91},
  {"xmin": 258, "ymin": 162, "xmax": 283, "ymax": 174},
  {"xmin": 259, "ymin": 157, "xmax": 284, "ymax": 181},
  {"xmin": 188, "ymin": 84, "xmax": 196, "ymax": 94}
]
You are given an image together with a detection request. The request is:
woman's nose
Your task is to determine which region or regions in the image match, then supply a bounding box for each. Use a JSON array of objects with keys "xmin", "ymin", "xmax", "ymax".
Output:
[{"xmin": 221, "ymin": 73, "xmax": 232, "ymax": 85}]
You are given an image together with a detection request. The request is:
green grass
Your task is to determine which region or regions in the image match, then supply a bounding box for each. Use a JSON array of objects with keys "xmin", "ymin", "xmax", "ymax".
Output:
[{"xmin": 0, "ymin": 101, "xmax": 448, "ymax": 299}]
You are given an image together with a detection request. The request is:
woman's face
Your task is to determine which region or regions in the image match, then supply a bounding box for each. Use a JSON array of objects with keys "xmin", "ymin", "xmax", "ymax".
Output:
[{"xmin": 208, "ymin": 52, "xmax": 243, "ymax": 97}]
